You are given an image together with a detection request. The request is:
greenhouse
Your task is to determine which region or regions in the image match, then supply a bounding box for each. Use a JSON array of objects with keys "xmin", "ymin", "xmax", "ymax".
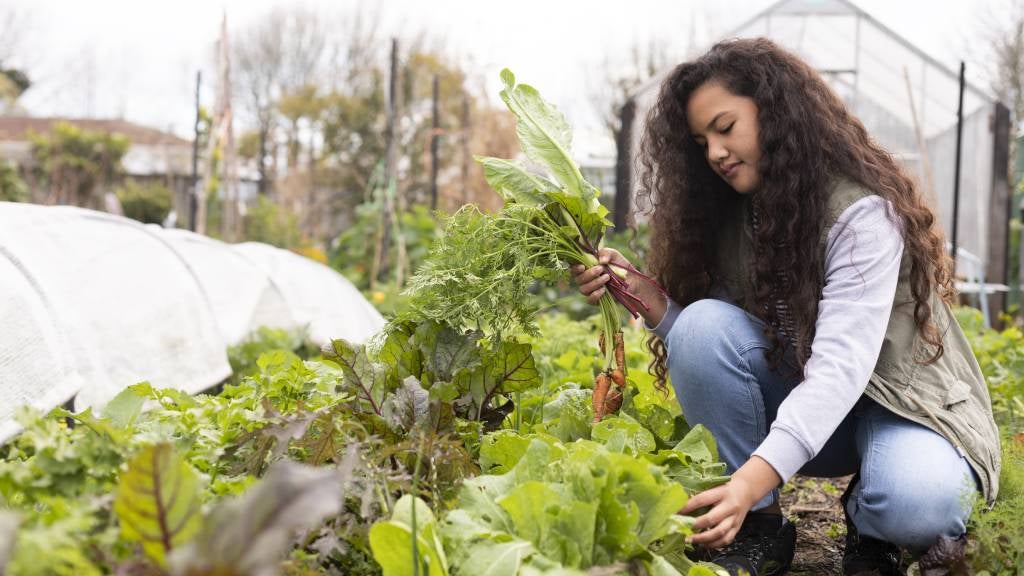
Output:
[{"xmin": 627, "ymin": 0, "xmax": 1012, "ymax": 325}]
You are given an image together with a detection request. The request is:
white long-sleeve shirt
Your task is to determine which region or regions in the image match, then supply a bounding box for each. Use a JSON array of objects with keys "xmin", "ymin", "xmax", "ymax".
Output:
[{"xmin": 649, "ymin": 195, "xmax": 903, "ymax": 482}]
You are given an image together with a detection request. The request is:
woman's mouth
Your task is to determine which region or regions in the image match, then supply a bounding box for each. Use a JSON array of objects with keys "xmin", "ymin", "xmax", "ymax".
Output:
[{"xmin": 721, "ymin": 161, "xmax": 741, "ymax": 178}]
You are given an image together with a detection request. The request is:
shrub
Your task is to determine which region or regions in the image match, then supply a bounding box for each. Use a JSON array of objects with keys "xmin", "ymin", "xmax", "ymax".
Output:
[
  {"xmin": 0, "ymin": 160, "xmax": 27, "ymax": 202},
  {"xmin": 116, "ymin": 180, "xmax": 172, "ymax": 224}
]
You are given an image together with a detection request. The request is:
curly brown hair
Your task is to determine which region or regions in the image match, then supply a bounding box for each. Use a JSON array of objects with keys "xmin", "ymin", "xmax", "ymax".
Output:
[{"xmin": 636, "ymin": 37, "xmax": 955, "ymax": 390}]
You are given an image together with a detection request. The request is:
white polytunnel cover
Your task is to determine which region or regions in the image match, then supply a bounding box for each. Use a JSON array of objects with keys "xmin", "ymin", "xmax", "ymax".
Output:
[
  {"xmin": 232, "ymin": 242, "xmax": 386, "ymax": 346},
  {"xmin": 0, "ymin": 202, "xmax": 385, "ymax": 442},
  {"xmin": 158, "ymin": 228, "xmax": 300, "ymax": 346}
]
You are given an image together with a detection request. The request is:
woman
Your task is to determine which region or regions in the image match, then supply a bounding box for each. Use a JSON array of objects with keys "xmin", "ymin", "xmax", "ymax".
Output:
[{"xmin": 572, "ymin": 38, "xmax": 1000, "ymax": 576}]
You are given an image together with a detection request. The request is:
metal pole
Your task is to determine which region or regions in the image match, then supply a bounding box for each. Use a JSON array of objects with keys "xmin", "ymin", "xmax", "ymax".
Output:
[
  {"xmin": 377, "ymin": 37, "xmax": 398, "ymax": 283},
  {"xmin": 613, "ymin": 98, "xmax": 635, "ymax": 232},
  {"xmin": 461, "ymin": 94, "xmax": 470, "ymax": 205},
  {"xmin": 950, "ymin": 61, "xmax": 965, "ymax": 275},
  {"xmin": 190, "ymin": 70, "xmax": 201, "ymax": 232},
  {"xmin": 430, "ymin": 75, "xmax": 439, "ymax": 211}
]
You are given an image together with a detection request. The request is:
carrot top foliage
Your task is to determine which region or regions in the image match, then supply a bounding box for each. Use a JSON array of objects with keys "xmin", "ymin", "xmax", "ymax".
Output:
[{"xmin": 402, "ymin": 69, "xmax": 661, "ymax": 371}]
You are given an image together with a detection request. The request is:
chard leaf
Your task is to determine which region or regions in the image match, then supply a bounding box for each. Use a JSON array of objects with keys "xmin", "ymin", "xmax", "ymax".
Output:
[
  {"xmin": 378, "ymin": 322, "xmax": 424, "ymax": 382},
  {"xmin": 382, "ymin": 376, "xmax": 431, "ymax": 433},
  {"xmin": 498, "ymin": 69, "xmax": 584, "ymax": 199},
  {"xmin": 323, "ymin": 339, "xmax": 390, "ymax": 416},
  {"xmin": 295, "ymin": 412, "xmax": 340, "ymax": 466},
  {"xmin": 475, "ymin": 155, "xmax": 558, "ymax": 206},
  {"xmin": 454, "ymin": 340, "xmax": 540, "ymax": 420},
  {"xmin": 415, "ymin": 322, "xmax": 481, "ymax": 384},
  {"xmin": 546, "ymin": 188, "xmax": 611, "ymax": 249},
  {"xmin": 170, "ymin": 459, "xmax": 350, "ymax": 576},
  {"xmin": 114, "ymin": 443, "xmax": 202, "ymax": 568},
  {"xmin": 499, "ymin": 69, "xmax": 611, "ymax": 246}
]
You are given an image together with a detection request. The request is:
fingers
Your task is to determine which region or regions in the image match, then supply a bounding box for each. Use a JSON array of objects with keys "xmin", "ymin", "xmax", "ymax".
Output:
[
  {"xmin": 680, "ymin": 486, "xmax": 721, "ymax": 516},
  {"xmin": 695, "ymin": 520, "xmax": 742, "ymax": 549},
  {"xmin": 681, "ymin": 486, "xmax": 746, "ymax": 549},
  {"xmin": 573, "ymin": 264, "xmax": 605, "ymax": 285},
  {"xmin": 579, "ymin": 273, "xmax": 610, "ymax": 295},
  {"xmin": 597, "ymin": 247, "xmax": 629, "ymax": 268}
]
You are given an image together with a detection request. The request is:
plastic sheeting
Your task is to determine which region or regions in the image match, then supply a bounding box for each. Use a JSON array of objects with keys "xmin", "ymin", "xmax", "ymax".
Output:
[
  {"xmin": 0, "ymin": 202, "xmax": 385, "ymax": 442},
  {"xmin": 159, "ymin": 229, "xmax": 299, "ymax": 346},
  {"xmin": 232, "ymin": 242, "xmax": 384, "ymax": 346}
]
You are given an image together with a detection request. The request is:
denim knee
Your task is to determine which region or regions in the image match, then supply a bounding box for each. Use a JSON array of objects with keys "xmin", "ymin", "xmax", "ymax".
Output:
[
  {"xmin": 850, "ymin": 471, "xmax": 974, "ymax": 551},
  {"xmin": 666, "ymin": 299, "xmax": 751, "ymax": 366}
]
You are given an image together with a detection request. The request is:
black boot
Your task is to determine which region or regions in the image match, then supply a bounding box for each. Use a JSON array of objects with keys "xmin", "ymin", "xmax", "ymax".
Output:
[
  {"xmin": 706, "ymin": 512, "xmax": 796, "ymax": 576},
  {"xmin": 841, "ymin": 475, "xmax": 903, "ymax": 576}
]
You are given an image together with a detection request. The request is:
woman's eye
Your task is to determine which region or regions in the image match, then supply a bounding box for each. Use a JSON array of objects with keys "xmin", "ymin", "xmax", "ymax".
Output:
[{"xmin": 721, "ymin": 123, "xmax": 734, "ymax": 134}]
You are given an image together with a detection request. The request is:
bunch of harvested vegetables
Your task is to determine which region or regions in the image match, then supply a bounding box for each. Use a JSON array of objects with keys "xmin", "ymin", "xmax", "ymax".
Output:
[{"xmin": 402, "ymin": 69, "xmax": 665, "ymax": 423}]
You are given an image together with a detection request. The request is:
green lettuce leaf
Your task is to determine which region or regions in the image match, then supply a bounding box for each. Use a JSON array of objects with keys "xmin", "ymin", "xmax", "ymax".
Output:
[
  {"xmin": 591, "ymin": 414, "xmax": 657, "ymax": 456},
  {"xmin": 370, "ymin": 495, "xmax": 449, "ymax": 576}
]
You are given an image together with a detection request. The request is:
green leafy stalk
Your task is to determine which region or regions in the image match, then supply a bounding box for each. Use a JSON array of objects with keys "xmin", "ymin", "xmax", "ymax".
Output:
[{"xmin": 405, "ymin": 69, "xmax": 664, "ymax": 374}]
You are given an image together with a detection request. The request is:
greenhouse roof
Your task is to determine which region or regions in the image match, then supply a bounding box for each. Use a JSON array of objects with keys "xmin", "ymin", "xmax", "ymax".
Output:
[{"xmin": 636, "ymin": 0, "xmax": 993, "ymax": 143}]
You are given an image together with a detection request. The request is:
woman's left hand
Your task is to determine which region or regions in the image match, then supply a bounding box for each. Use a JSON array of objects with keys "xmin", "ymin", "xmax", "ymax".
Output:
[
  {"xmin": 680, "ymin": 456, "xmax": 782, "ymax": 549},
  {"xmin": 680, "ymin": 476, "xmax": 759, "ymax": 549}
]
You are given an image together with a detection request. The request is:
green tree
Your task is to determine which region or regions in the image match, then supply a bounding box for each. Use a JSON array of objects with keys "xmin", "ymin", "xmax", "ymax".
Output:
[
  {"xmin": 243, "ymin": 195, "xmax": 302, "ymax": 249},
  {"xmin": 28, "ymin": 122, "xmax": 129, "ymax": 209},
  {"xmin": 116, "ymin": 180, "xmax": 172, "ymax": 224},
  {"xmin": 0, "ymin": 160, "xmax": 27, "ymax": 202}
]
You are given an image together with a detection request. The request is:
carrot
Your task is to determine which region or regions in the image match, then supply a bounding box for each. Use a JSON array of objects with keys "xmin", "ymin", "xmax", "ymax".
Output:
[
  {"xmin": 593, "ymin": 372, "xmax": 610, "ymax": 423},
  {"xmin": 604, "ymin": 388, "xmax": 623, "ymax": 415},
  {"xmin": 610, "ymin": 368, "xmax": 625, "ymax": 388},
  {"xmin": 613, "ymin": 331, "xmax": 626, "ymax": 375}
]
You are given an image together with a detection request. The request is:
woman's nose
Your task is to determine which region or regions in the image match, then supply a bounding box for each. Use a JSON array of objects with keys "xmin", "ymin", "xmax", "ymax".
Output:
[{"xmin": 708, "ymin": 140, "xmax": 729, "ymax": 161}]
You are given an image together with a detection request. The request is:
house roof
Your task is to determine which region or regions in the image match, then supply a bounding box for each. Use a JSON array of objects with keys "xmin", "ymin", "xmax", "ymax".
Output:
[{"xmin": 0, "ymin": 117, "xmax": 191, "ymax": 147}]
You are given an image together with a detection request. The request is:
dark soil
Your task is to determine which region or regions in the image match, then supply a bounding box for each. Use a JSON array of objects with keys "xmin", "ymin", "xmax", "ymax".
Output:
[{"xmin": 781, "ymin": 475, "xmax": 852, "ymax": 576}]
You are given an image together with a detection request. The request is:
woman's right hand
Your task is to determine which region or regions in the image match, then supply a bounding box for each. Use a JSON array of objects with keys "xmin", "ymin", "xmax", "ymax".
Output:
[{"xmin": 570, "ymin": 248, "xmax": 633, "ymax": 306}]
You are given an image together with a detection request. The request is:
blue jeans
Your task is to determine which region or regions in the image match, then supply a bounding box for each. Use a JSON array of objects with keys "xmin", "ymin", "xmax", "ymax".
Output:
[{"xmin": 665, "ymin": 298, "xmax": 977, "ymax": 551}]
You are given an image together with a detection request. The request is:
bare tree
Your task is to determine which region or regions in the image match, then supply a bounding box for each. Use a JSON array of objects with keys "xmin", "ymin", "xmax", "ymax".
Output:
[
  {"xmin": 325, "ymin": 3, "xmax": 382, "ymax": 92},
  {"xmin": 587, "ymin": 38, "xmax": 673, "ymax": 231},
  {"xmin": 233, "ymin": 4, "xmax": 329, "ymax": 194},
  {"xmin": 0, "ymin": 6, "xmax": 32, "ymax": 114},
  {"xmin": 589, "ymin": 38, "xmax": 672, "ymax": 143},
  {"xmin": 971, "ymin": 2, "xmax": 1024, "ymax": 130}
]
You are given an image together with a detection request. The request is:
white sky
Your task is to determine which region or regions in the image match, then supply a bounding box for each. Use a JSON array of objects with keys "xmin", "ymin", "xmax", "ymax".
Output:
[{"xmin": 0, "ymin": 0, "xmax": 997, "ymax": 140}]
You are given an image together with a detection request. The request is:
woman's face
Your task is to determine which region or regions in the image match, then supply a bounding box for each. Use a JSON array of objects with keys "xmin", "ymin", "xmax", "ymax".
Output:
[{"xmin": 686, "ymin": 81, "xmax": 762, "ymax": 194}]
